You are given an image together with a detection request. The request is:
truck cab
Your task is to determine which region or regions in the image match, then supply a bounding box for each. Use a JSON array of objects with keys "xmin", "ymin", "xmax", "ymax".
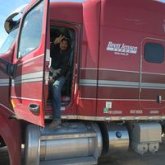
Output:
[{"xmin": 1, "ymin": 0, "xmax": 165, "ymax": 165}]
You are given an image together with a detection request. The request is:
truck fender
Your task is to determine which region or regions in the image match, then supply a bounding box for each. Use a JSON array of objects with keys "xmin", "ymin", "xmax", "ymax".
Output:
[{"xmin": 0, "ymin": 112, "xmax": 21, "ymax": 165}]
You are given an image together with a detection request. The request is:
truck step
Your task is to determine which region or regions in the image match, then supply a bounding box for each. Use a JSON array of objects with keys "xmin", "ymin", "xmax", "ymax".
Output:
[{"xmin": 40, "ymin": 156, "xmax": 97, "ymax": 165}]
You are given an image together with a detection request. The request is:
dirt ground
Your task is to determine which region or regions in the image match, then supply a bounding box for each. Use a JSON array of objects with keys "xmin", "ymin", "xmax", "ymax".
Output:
[
  {"xmin": 1, "ymin": 143, "xmax": 165, "ymax": 165},
  {"xmin": 98, "ymin": 142, "xmax": 165, "ymax": 165}
]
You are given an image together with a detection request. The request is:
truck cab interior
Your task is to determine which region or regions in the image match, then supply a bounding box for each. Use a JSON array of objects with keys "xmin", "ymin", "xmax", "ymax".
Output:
[{"xmin": 47, "ymin": 25, "xmax": 75, "ymax": 110}]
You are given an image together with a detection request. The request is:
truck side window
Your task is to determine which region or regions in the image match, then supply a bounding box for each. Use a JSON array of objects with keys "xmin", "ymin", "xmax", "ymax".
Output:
[
  {"xmin": 144, "ymin": 43, "xmax": 164, "ymax": 63},
  {"xmin": 18, "ymin": 1, "xmax": 44, "ymax": 57},
  {"xmin": 0, "ymin": 28, "xmax": 18, "ymax": 55}
]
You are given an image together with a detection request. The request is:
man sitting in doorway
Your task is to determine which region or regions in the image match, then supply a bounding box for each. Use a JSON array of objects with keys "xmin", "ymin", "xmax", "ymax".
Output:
[{"xmin": 49, "ymin": 34, "xmax": 71, "ymax": 129}]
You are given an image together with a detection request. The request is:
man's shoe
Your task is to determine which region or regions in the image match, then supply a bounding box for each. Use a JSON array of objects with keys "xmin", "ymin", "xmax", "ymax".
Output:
[{"xmin": 48, "ymin": 119, "xmax": 61, "ymax": 129}]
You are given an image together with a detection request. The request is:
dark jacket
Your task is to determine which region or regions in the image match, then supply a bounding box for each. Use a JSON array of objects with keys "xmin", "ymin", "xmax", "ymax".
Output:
[{"xmin": 50, "ymin": 43, "xmax": 70, "ymax": 79}]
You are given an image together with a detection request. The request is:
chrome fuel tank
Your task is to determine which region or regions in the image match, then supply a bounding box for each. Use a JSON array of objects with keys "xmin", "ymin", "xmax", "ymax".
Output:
[{"xmin": 25, "ymin": 122, "xmax": 102, "ymax": 165}]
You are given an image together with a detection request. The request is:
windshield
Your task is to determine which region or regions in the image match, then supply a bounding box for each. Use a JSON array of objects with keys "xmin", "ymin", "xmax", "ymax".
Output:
[{"xmin": 0, "ymin": 28, "xmax": 18, "ymax": 54}]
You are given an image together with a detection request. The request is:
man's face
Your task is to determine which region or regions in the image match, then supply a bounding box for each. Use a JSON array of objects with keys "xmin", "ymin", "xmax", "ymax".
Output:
[{"xmin": 60, "ymin": 40, "xmax": 68, "ymax": 51}]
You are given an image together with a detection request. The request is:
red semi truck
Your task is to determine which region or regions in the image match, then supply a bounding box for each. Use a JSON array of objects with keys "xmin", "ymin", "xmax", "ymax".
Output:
[{"xmin": 0, "ymin": 0, "xmax": 165, "ymax": 164}]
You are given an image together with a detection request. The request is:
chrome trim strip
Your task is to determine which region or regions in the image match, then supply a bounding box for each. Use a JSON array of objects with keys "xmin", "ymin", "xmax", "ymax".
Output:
[
  {"xmin": 80, "ymin": 68, "xmax": 139, "ymax": 73},
  {"xmin": 0, "ymin": 103, "xmax": 14, "ymax": 114},
  {"xmin": 141, "ymin": 82, "xmax": 165, "ymax": 89},
  {"xmin": 44, "ymin": 71, "xmax": 49, "ymax": 85},
  {"xmin": 45, "ymin": 115, "xmax": 165, "ymax": 121},
  {"xmin": 40, "ymin": 132, "xmax": 96, "ymax": 141},
  {"xmin": 46, "ymin": 49, "xmax": 50, "ymax": 62},
  {"xmin": 0, "ymin": 79, "xmax": 9, "ymax": 86},
  {"xmin": 12, "ymin": 71, "xmax": 43, "ymax": 85},
  {"xmin": 80, "ymin": 79, "xmax": 165, "ymax": 90},
  {"xmin": 142, "ymin": 72, "xmax": 165, "ymax": 76},
  {"xmin": 11, "ymin": 96, "xmax": 41, "ymax": 102},
  {"xmin": 79, "ymin": 79, "xmax": 97, "ymax": 87},
  {"xmin": 18, "ymin": 54, "xmax": 44, "ymax": 66},
  {"xmin": 98, "ymin": 80, "xmax": 139, "ymax": 88},
  {"xmin": 78, "ymin": 97, "xmax": 162, "ymax": 102},
  {"xmin": 63, "ymin": 115, "xmax": 165, "ymax": 121},
  {"xmin": 80, "ymin": 68, "xmax": 165, "ymax": 76}
]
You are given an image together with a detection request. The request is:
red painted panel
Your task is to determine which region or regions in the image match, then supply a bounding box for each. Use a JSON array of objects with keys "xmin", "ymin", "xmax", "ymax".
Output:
[
  {"xmin": 50, "ymin": 2, "xmax": 82, "ymax": 24},
  {"xmin": 97, "ymin": 87, "xmax": 139, "ymax": 99},
  {"xmin": 142, "ymin": 74, "xmax": 165, "ymax": 84},
  {"xmin": 79, "ymin": 86, "xmax": 97, "ymax": 98},
  {"xmin": 97, "ymin": 100, "xmax": 140, "ymax": 117},
  {"xmin": 95, "ymin": 0, "xmax": 165, "ymax": 119},
  {"xmin": 78, "ymin": 99, "xmax": 96, "ymax": 116},
  {"xmin": 77, "ymin": 0, "xmax": 101, "ymax": 117},
  {"xmin": 98, "ymin": 70, "xmax": 139, "ymax": 82},
  {"xmin": 11, "ymin": 82, "xmax": 43, "ymax": 100},
  {"xmin": 80, "ymin": 69, "xmax": 97, "ymax": 80},
  {"xmin": 140, "ymin": 89, "xmax": 165, "ymax": 100}
]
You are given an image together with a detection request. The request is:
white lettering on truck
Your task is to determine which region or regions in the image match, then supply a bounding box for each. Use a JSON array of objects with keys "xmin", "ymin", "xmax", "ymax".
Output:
[{"xmin": 106, "ymin": 41, "xmax": 138, "ymax": 56}]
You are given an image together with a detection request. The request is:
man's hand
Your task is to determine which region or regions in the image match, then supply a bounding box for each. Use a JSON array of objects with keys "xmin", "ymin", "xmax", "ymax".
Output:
[
  {"xmin": 49, "ymin": 76, "xmax": 54, "ymax": 83},
  {"xmin": 52, "ymin": 69, "xmax": 61, "ymax": 77},
  {"xmin": 54, "ymin": 35, "xmax": 65, "ymax": 44},
  {"xmin": 49, "ymin": 67, "xmax": 61, "ymax": 79}
]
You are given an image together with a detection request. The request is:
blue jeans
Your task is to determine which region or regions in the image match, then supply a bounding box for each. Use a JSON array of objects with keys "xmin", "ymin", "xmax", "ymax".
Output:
[{"xmin": 51, "ymin": 76, "xmax": 65, "ymax": 120}]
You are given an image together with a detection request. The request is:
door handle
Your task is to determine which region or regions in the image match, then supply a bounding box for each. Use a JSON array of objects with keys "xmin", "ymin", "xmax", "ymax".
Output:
[{"xmin": 29, "ymin": 104, "xmax": 40, "ymax": 115}]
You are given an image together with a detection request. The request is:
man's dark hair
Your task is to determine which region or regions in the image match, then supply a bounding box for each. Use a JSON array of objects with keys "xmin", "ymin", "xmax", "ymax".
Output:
[{"xmin": 61, "ymin": 37, "xmax": 71, "ymax": 50}]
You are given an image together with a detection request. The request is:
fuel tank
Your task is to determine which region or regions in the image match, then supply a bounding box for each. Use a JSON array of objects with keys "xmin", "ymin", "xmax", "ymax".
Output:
[{"xmin": 25, "ymin": 122, "xmax": 102, "ymax": 165}]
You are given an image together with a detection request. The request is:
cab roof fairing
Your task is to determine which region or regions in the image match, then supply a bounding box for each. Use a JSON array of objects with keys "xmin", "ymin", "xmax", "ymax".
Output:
[{"xmin": 50, "ymin": 0, "xmax": 85, "ymax": 2}]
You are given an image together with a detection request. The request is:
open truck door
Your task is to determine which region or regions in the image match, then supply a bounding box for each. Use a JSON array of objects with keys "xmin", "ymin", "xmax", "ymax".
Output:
[{"xmin": 11, "ymin": 0, "xmax": 49, "ymax": 127}]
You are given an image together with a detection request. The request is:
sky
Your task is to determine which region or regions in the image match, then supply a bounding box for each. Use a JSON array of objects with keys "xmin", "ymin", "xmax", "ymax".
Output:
[{"xmin": 0, "ymin": 0, "xmax": 31, "ymax": 47}]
